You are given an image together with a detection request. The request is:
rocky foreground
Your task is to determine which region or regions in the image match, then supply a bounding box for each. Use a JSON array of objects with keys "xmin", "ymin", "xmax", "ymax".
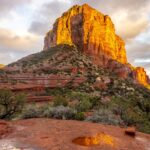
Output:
[{"xmin": 0, "ymin": 118, "xmax": 150, "ymax": 150}]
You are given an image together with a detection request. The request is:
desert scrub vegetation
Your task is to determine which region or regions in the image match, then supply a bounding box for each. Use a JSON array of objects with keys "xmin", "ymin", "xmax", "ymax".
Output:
[
  {"xmin": 48, "ymin": 106, "xmax": 75, "ymax": 119},
  {"xmin": 45, "ymin": 89, "xmax": 99, "ymax": 110},
  {"xmin": 74, "ymin": 112, "xmax": 85, "ymax": 120},
  {"xmin": 0, "ymin": 89, "xmax": 26, "ymax": 119},
  {"xmin": 106, "ymin": 95, "xmax": 150, "ymax": 134},
  {"xmin": 20, "ymin": 87, "xmax": 150, "ymax": 134},
  {"xmin": 9, "ymin": 44, "xmax": 74, "ymax": 68},
  {"xmin": 21, "ymin": 104, "xmax": 76, "ymax": 120},
  {"xmin": 45, "ymin": 87, "xmax": 72, "ymax": 96},
  {"xmin": 21, "ymin": 104, "xmax": 47, "ymax": 119},
  {"xmin": 75, "ymin": 98, "xmax": 92, "ymax": 112},
  {"xmin": 53, "ymin": 96, "xmax": 68, "ymax": 107},
  {"xmin": 86, "ymin": 109, "xmax": 123, "ymax": 125}
]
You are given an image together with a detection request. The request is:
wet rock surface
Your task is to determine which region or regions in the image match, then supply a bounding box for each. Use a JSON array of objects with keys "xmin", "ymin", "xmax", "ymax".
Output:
[{"xmin": 0, "ymin": 119, "xmax": 149, "ymax": 150}]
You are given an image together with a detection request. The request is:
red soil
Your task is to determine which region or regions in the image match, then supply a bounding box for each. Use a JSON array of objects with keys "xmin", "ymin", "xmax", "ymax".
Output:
[{"xmin": 0, "ymin": 120, "xmax": 12, "ymax": 139}]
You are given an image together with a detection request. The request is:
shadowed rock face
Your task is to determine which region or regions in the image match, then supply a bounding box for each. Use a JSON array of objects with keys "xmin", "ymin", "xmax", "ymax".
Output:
[
  {"xmin": 43, "ymin": 4, "xmax": 150, "ymax": 88},
  {"xmin": 43, "ymin": 4, "xmax": 127, "ymax": 64}
]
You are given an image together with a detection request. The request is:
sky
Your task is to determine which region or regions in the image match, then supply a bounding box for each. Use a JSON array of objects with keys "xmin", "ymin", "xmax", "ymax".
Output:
[{"xmin": 0, "ymin": 0, "xmax": 150, "ymax": 75}]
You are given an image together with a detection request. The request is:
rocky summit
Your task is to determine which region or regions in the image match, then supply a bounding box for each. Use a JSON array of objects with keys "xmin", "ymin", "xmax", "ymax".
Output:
[
  {"xmin": 44, "ymin": 4, "xmax": 149, "ymax": 88},
  {"xmin": 43, "ymin": 4, "xmax": 127, "ymax": 64}
]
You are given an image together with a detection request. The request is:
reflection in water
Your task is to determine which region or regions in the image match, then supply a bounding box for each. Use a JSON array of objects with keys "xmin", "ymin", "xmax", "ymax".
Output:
[
  {"xmin": 0, "ymin": 139, "xmax": 35, "ymax": 150},
  {"xmin": 72, "ymin": 133, "xmax": 116, "ymax": 147}
]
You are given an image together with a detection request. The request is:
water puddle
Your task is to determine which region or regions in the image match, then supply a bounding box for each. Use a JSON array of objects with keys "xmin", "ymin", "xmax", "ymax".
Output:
[
  {"xmin": 136, "ymin": 137, "xmax": 150, "ymax": 150},
  {"xmin": 0, "ymin": 139, "xmax": 38, "ymax": 150},
  {"xmin": 72, "ymin": 133, "xmax": 116, "ymax": 147}
]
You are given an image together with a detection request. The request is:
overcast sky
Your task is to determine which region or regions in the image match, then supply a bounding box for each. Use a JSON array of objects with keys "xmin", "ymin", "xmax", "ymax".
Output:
[{"xmin": 0, "ymin": 0, "xmax": 150, "ymax": 75}]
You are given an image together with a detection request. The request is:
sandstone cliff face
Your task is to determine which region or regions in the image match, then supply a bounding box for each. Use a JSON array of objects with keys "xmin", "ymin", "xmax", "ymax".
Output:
[
  {"xmin": 133, "ymin": 67, "xmax": 150, "ymax": 87},
  {"xmin": 0, "ymin": 64, "xmax": 5, "ymax": 69},
  {"xmin": 44, "ymin": 4, "xmax": 149, "ymax": 88},
  {"xmin": 44, "ymin": 4, "xmax": 127, "ymax": 64}
]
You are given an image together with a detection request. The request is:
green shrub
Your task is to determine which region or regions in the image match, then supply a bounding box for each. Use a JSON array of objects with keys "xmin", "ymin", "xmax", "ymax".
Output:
[
  {"xmin": 90, "ymin": 96, "xmax": 102, "ymax": 109},
  {"xmin": 42, "ymin": 106, "xmax": 54, "ymax": 118},
  {"xmin": 75, "ymin": 112, "xmax": 85, "ymax": 121},
  {"xmin": 86, "ymin": 109, "xmax": 123, "ymax": 125},
  {"xmin": 21, "ymin": 105, "xmax": 75, "ymax": 120},
  {"xmin": 76, "ymin": 99, "xmax": 92, "ymax": 112},
  {"xmin": 45, "ymin": 88, "xmax": 63, "ymax": 96},
  {"xmin": 53, "ymin": 96, "xmax": 68, "ymax": 107},
  {"xmin": 45, "ymin": 88, "xmax": 72, "ymax": 96},
  {"xmin": 105, "ymin": 95, "xmax": 150, "ymax": 134},
  {"xmin": 138, "ymin": 121, "xmax": 150, "ymax": 134},
  {"xmin": 121, "ymin": 107, "xmax": 145, "ymax": 125},
  {"xmin": 21, "ymin": 105, "xmax": 42, "ymax": 119},
  {"xmin": 68, "ymin": 92, "xmax": 90, "ymax": 101},
  {"xmin": 67, "ymin": 91, "xmax": 98, "ymax": 111},
  {"xmin": 50, "ymin": 106, "xmax": 76, "ymax": 119},
  {"xmin": 0, "ymin": 89, "xmax": 26, "ymax": 119}
]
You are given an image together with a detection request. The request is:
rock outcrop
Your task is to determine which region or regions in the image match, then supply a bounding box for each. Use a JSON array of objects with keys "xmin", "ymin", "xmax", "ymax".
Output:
[
  {"xmin": 0, "ymin": 119, "xmax": 150, "ymax": 150},
  {"xmin": 0, "ymin": 64, "xmax": 5, "ymax": 69},
  {"xmin": 133, "ymin": 67, "xmax": 150, "ymax": 87},
  {"xmin": 43, "ymin": 4, "xmax": 149, "ymax": 88},
  {"xmin": 44, "ymin": 4, "xmax": 127, "ymax": 64}
]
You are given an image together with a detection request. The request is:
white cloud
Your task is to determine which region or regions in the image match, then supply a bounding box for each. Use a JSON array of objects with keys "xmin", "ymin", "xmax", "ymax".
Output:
[
  {"xmin": 111, "ymin": 10, "xmax": 149, "ymax": 40},
  {"xmin": 29, "ymin": 0, "xmax": 72, "ymax": 35},
  {"xmin": 0, "ymin": 0, "xmax": 31, "ymax": 18},
  {"xmin": 134, "ymin": 59, "xmax": 150, "ymax": 64},
  {"xmin": 0, "ymin": 28, "xmax": 40, "ymax": 50},
  {"xmin": 0, "ymin": 28, "xmax": 43, "ymax": 65},
  {"xmin": 126, "ymin": 38, "xmax": 150, "ymax": 73}
]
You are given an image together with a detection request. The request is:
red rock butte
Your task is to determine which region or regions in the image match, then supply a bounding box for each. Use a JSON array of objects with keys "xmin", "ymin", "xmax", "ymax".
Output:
[
  {"xmin": 44, "ymin": 4, "xmax": 150, "ymax": 88},
  {"xmin": 44, "ymin": 4, "xmax": 127, "ymax": 64}
]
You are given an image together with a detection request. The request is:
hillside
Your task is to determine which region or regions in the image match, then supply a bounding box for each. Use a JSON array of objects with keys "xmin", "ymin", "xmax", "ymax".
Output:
[
  {"xmin": 43, "ymin": 4, "xmax": 150, "ymax": 88},
  {"xmin": 0, "ymin": 44, "xmax": 149, "ymax": 133}
]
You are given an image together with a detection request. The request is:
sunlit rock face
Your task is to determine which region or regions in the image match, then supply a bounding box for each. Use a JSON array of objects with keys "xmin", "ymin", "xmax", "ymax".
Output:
[
  {"xmin": 133, "ymin": 67, "xmax": 150, "ymax": 87},
  {"xmin": 43, "ymin": 4, "xmax": 149, "ymax": 88},
  {"xmin": 0, "ymin": 64, "xmax": 5, "ymax": 69},
  {"xmin": 43, "ymin": 4, "xmax": 127, "ymax": 64}
]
